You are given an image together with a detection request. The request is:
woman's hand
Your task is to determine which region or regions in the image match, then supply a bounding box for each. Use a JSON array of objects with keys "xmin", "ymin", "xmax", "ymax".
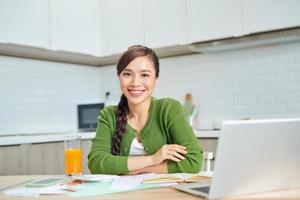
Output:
[{"xmin": 151, "ymin": 144, "xmax": 187, "ymax": 165}]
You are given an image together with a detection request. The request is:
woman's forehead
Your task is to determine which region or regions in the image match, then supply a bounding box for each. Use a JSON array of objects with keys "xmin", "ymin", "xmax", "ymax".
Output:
[{"xmin": 125, "ymin": 56, "xmax": 155, "ymax": 71}]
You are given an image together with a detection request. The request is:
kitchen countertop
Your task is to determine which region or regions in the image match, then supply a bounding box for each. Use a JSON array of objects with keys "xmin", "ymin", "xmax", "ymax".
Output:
[
  {"xmin": 0, "ymin": 132, "xmax": 95, "ymax": 146},
  {"xmin": 194, "ymin": 129, "xmax": 220, "ymax": 138},
  {"xmin": 0, "ymin": 130, "xmax": 219, "ymax": 146}
]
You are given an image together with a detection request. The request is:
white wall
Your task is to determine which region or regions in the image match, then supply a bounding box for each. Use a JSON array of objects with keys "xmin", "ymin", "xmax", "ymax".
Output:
[
  {"xmin": 1, "ymin": 42, "xmax": 300, "ymax": 135},
  {"xmin": 100, "ymin": 42, "xmax": 300, "ymax": 129},
  {"xmin": 0, "ymin": 56, "xmax": 102, "ymax": 135}
]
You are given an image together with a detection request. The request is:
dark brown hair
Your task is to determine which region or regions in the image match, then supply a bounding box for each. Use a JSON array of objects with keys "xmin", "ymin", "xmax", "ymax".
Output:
[{"xmin": 111, "ymin": 45, "xmax": 159, "ymax": 155}]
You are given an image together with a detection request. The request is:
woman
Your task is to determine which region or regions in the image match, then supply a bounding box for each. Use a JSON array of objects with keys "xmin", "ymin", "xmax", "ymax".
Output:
[{"xmin": 88, "ymin": 45, "xmax": 203, "ymax": 175}]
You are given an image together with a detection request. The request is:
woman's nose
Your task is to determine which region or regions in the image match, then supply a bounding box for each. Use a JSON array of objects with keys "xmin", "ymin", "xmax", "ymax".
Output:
[{"xmin": 131, "ymin": 75, "xmax": 141, "ymax": 86}]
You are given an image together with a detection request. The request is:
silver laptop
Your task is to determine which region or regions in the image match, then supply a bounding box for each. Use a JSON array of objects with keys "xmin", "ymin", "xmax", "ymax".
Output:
[{"xmin": 174, "ymin": 118, "xmax": 300, "ymax": 199}]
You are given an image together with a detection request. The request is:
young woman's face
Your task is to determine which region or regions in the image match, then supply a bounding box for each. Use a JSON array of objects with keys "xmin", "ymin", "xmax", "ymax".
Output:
[{"xmin": 119, "ymin": 56, "xmax": 157, "ymax": 106}]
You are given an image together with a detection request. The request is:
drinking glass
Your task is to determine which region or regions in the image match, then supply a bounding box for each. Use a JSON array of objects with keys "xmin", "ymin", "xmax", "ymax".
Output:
[{"xmin": 64, "ymin": 135, "xmax": 82, "ymax": 176}]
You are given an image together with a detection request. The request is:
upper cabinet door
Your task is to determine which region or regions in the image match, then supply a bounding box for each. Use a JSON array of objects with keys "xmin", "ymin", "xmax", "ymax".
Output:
[
  {"xmin": 187, "ymin": 0, "xmax": 242, "ymax": 43},
  {"xmin": 50, "ymin": 0, "xmax": 97, "ymax": 55},
  {"xmin": 106, "ymin": 0, "xmax": 144, "ymax": 55},
  {"xmin": 243, "ymin": 0, "xmax": 300, "ymax": 34},
  {"xmin": 95, "ymin": 0, "xmax": 109, "ymax": 57},
  {"xmin": 0, "ymin": 0, "xmax": 50, "ymax": 48},
  {"xmin": 144, "ymin": 0, "xmax": 187, "ymax": 48}
]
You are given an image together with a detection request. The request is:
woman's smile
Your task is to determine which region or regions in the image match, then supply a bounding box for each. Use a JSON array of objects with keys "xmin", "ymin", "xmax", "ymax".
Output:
[{"xmin": 128, "ymin": 89, "xmax": 146, "ymax": 98}]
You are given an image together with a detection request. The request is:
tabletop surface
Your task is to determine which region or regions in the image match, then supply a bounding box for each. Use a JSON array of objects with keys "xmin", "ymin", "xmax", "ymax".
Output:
[{"xmin": 0, "ymin": 175, "xmax": 299, "ymax": 200}]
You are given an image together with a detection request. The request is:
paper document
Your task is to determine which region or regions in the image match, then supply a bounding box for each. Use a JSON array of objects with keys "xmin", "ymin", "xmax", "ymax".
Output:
[
  {"xmin": 4, "ymin": 187, "xmax": 40, "ymax": 197},
  {"xmin": 3, "ymin": 184, "xmax": 66, "ymax": 197},
  {"xmin": 71, "ymin": 174, "xmax": 119, "ymax": 182},
  {"xmin": 110, "ymin": 173, "xmax": 154, "ymax": 190},
  {"xmin": 68, "ymin": 176, "xmax": 169, "ymax": 198}
]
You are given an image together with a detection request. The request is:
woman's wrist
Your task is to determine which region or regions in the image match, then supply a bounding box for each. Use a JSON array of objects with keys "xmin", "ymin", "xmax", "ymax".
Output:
[
  {"xmin": 148, "ymin": 154, "xmax": 161, "ymax": 166},
  {"xmin": 139, "ymin": 161, "xmax": 168, "ymax": 174},
  {"xmin": 147, "ymin": 155, "xmax": 157, "ymax": 166},
  {"xmin": 127, "ymin": 155, "xmax": 157, "ymax": 172}
]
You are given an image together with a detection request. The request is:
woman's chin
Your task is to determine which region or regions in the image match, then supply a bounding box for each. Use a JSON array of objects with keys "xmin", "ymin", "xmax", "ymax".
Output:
[
  {"xmin": 127, "ymin": 97, "xmax": 145, "ymax": 105},
  {"xmin": 126, "ymin": 94, "xmax": 151, "ymax": 105}
]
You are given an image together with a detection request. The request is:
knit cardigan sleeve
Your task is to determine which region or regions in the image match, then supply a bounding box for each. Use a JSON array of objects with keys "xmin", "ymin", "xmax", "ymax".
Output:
[
  {"xmin": 163, "ymin": 99, "xmax": 203, "ymax": 173},
  {"xmin": 88, "ymin": 106, "xmax": 129, "ymax": 175}
]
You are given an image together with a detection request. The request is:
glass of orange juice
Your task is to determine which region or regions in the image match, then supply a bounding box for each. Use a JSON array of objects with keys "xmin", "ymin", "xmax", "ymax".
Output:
[{"xmin": 64, "ymin": 135, "xmax": 82, "ymax": 176}]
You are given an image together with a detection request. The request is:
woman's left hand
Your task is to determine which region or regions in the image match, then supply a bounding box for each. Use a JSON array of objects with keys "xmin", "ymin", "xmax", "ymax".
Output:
[{"xmin": 150, "ymin": 144, "xmax": 187, "ymax": 165}]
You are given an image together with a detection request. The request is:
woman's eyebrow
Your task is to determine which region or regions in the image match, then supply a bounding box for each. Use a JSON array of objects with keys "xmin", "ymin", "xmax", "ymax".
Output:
[
  {"xmin": 122, "ymin": 69, "xmax": 133, "ymax": 72},
  {"xmin": 140, "ymin": 70, "xmax": 152, "ymax": 73},
  {"xmin": 123, "ymin": 69, "xmax": 153, "ymax": 73}
]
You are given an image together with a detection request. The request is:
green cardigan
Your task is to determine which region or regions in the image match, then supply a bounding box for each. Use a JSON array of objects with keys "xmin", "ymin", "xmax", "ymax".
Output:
[{"xmin": 88, "ymin": 97, "xmax": 203, "ymax": 174}]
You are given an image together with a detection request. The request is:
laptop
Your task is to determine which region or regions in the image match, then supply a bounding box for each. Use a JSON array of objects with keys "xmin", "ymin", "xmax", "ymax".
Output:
[{"xmin": 174, "ymin": 118, "xmax": 300, "ymax": 199}]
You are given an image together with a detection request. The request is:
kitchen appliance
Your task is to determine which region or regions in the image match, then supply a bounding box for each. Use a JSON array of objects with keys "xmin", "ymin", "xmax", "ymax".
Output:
[{"xmin": 77, "ymin": 103, "xmax": 104, "ymax": 131}]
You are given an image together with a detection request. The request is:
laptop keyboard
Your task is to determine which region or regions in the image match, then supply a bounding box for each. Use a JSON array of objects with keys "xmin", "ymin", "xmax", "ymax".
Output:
[{"xmin": 191, "ymin": 186, "xmax": 210, "ymax": 194}]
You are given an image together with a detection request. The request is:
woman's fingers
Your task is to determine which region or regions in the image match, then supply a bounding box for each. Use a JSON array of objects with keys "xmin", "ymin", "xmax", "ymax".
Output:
[
  {"xmin": 168, "ymin": 144, "xmax": 186, "ymax": 150},
  {"xmin": 167, "ymin": 153, "xmax": 186, "ymax": 162},
  {"xmin": 163, "ymin": 146, "xmax": 187, "ymax": 161},
  {"xmin": 152, "ymin": 144, "xmax": 188, "ymax": 164},
  {"xmin": 167, "ymin": 151, "xmax": 186, "ymax": 161},
  {"xmin": 168, "ymin": 155, "xmax": 181, "ymax": 162},
  {"xmin": 170, "ymin": 147, "xmax": 188, "ymax": 155},
  {"xmin": 165, "ymin": 145, "xmax": 188, "ymax": 155}
]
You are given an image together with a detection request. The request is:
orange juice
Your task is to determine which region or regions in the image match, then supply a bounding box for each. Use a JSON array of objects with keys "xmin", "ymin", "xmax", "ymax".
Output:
[{"xmin": 65, "ymin": 148, "xmax": 82, "ymax": 175}]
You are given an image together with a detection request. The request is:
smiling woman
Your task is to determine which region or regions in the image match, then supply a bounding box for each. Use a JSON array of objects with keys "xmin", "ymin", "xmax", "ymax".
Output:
[{"xmin": 88, "ymin": 45, "xmax": 203, "ymax": 175}]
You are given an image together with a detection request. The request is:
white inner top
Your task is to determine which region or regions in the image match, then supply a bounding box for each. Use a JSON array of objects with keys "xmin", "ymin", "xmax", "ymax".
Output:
[{"xmin": 129, "ymin": 137, "xmax": 146, "ymax": 156}]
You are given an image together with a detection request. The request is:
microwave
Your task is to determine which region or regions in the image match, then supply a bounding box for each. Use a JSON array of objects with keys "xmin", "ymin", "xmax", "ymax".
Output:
[{"xmin": 77, "ymin": 103, "xmax": 104, "ymax": 131}]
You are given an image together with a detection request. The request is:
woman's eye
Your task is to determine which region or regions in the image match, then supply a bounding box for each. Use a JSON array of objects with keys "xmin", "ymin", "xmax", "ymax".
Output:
[
  {"xmin": 141, "ymin": 74, "xmax": 150, "ymax": 78},
  {"xmin": 123, "ymin": 73, "xmax": 131, "ymax": 77}
]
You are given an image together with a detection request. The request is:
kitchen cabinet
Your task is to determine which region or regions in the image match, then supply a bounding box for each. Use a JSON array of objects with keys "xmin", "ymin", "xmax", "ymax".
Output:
[
  {"xmin": 106, "ymin": 0, "xmax": 144, "ymax": 55},
  {"xmin": 0, "ymin": 0, "xmax": 50, "ymax": 48},
  {"xmin": 144, "ymin": 0, "xmax": 187, "ymax": 48},
  {"xmin": 186, "ymin": 0, "xmax": 243, "ymax": 43},
  {"xmin": 242, "ymin": 0, "xmax": 300, "ymax": 34},
  {"xmin": 50, "ymin": 0, "xmax": 97, "ymax": 55},
  {"xmin": 95, "ymin": 0, "xmax": 109, "ymax": 57},
  {"xmin": 2, "ymin": 0, "xmax": 300, "ymax": 64},
  {"xmin": 0, "ymin": 140, "xmax": 92, "ymax": 175}
]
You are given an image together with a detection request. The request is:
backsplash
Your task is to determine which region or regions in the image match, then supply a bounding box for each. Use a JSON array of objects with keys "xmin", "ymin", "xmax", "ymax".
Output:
[
  {"xmin": 0, "ymin": 57, "xmax": 101, "ymax": 135},
  {"xmin": 1, "ymin": 42, "xmax": 300, "ymax": 134},
  {"xmin": 156, "ymin": 42, "xmax": 300, "ymax": 129}
]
